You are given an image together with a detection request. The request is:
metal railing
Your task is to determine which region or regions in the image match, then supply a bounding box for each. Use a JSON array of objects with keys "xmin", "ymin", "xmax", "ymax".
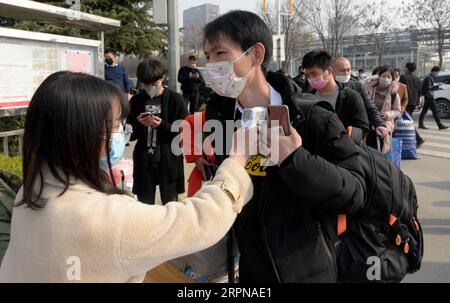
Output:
[{"xmin": 0, "ymin": 129, "xmax": 24, "ymax": 157}]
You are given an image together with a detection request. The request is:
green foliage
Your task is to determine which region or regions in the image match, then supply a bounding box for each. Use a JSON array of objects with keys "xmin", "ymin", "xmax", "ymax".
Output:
[
  {"xmin": 11, "ymin": 0, "xmax": 167, "ymax": 57},
  {"xmin": 0, "ymin": 154, "xmax": 23, "ymax": 181},
  {"xmin": 0, "ymin": 116, "xmax": 25, "ymax": 157}
]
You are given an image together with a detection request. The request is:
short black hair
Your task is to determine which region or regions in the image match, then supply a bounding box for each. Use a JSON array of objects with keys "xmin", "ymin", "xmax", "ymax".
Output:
[
  {"xmin": 431, "ymin": 66, "xmax": 441, "ymax": 73},
  {"xmin": 105, "ymin": 48, "xmax": 116, "ymax": 56},
  {"xmin": 405, "ymin": 62, "xmax": 416, "ymax": 73},
  {"xmin": 188, "ymin": 55, "xmax": 197, "ymax": 61},
  {"xmin": 358, "ymin": 69, "xmax": 365, "ymax": 73},
  {"xmin": 203, "ymin": 10, "xmax": 273, "ymax": 70},
  {"xmin": 137, "ymin": 59, "xmax": 166, "ymax": 85},
  {"xmin": 302, "ymin": 51, "xmax": 332, "ymax": 70}
]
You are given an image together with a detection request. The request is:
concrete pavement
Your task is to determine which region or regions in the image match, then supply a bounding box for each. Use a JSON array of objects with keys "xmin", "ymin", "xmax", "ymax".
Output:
[{"xmin": 402, "ymin": 114, "xmax": 450, "ymax": 283}]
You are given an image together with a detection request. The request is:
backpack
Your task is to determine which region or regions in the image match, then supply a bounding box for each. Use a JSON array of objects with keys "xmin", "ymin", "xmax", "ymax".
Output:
[{"xmin": 294, "ymin": 97, "xmax": 424, "ymax": 283}]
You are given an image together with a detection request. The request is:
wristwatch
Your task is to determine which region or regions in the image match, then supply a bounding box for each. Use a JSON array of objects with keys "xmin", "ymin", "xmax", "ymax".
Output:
[{"xmin": 210, "ymin": 180, "xmax": 242, "ymax": 213}]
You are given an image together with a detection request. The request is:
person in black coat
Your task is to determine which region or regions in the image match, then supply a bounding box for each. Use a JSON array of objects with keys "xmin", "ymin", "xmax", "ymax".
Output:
[
  {"xmin": 293, "ymin": 66, "xmax": 314, "ymax": 93},
  {"xmin": 419, "ymin": 66, "xmax": 448, "ymax": 130},
  {"xmin": 127, "ymin": 59, "xmax": 188, "ymax": 204},
  {"xmin": 201, "ymin": 11, "xmax": 366, "ymax": 283},
  {"xmin": 178, "ymin": 55, "xmax": 205, "ymax": 114}
]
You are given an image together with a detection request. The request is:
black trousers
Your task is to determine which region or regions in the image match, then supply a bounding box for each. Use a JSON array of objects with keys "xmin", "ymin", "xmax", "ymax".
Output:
[
  {"xmin": 136, "ymin": 173, "xmax": 178, "ymax": 205},
  {"xmin": 183, "ymin": 92, "xmax": 199, "ymax": 114},
  {"xmin": 419, "ymin": 98, "xmax": 443, "ymax": 127},
  {"xmin": 406, "ymin": 105, "xmax": 424, "ymax": 144}
]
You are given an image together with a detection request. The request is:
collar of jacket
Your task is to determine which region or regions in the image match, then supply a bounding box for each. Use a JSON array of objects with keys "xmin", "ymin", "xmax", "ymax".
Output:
[
  {"xmin": 33, "ymin": 163, "xmax": 97, "ymax": 201},
  {"xmin": 332, "ymin": 82, "xmax": 348, "ymax": 112}
]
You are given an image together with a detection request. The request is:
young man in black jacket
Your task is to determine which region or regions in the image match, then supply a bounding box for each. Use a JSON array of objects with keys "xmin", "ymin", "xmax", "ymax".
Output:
[
  {"xmin": 419, "ymin": 66, "xmax": 448, "ymax": 130},
  {"xmin": 201, "ymin": 11, "xmax": 366, "ymax": 282},
  {"xmin": 177, "ymin": 55, "xmax": 205, "ymax": 114},
  {"xmin": 127, "ymin": 59, "xmax": 188, "ymax": 204},
  {"xmin": 302, "ymin": 51, "xmax": 369, "ymax": 141}
]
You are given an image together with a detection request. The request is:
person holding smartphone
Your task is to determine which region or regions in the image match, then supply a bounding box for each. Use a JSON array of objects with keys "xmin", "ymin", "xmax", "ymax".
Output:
[
  {"xmin": 127, "ymin": 59, "xmax": 188, "ymax": 205},
  {"xmin": 200, "ymin": 11, "xmax": 366, "ymax": 283},
  {"xmin": 419, "ymin": 66, "xmax": 448, "ymax": 130},
  {"xmin": 178, "ymin": 55, "xmax": 205, "ymax": 114}
]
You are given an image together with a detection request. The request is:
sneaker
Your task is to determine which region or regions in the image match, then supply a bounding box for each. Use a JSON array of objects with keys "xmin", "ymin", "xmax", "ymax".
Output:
[{"xmin": 439, "ymin": 124, "xmax": 449, "ymax": 130}]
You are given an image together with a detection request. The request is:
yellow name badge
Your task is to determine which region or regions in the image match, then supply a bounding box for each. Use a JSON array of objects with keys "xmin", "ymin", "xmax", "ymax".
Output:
[{"xmin": 245, "ymin": 154, "xmax": 269, "ymax": 177}]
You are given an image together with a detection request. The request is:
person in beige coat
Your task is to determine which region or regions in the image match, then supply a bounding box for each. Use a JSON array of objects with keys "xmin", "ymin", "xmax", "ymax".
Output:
[
  {"xmin": 364, "ymin": 66, "xmax": 402, "ymax": 152},
  {"xmin": 0, "ymin": 71, "xmax": 253, "ymax": 283}
]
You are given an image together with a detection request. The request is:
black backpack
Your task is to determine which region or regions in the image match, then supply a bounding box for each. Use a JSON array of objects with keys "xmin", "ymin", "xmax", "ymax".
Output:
[{"xmin": 294, "ymin": 97, "xmax": 424, "ymax": 283}]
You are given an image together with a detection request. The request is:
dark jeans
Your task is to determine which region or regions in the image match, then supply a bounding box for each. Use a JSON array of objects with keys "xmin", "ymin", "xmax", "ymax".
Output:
[
  {"xmin": 406, "ymin": 105, "xmax": 424, "ymax": 144},
  {"xmin": 419, "ymin": 98, "xmax": 443, "ymax": 127},
  {"xmin": 183, "ymin": 92, "xmax": 200, "ymax": 114},
  {"xmin": 136, "ymin": 175, "xmax": 178, "ymax": 205}
]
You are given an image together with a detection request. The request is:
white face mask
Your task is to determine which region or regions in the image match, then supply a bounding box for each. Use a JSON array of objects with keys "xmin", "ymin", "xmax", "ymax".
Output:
[
  {"xmin": 336, "ymin": 74, "xmax": 351, "ymax": 83},
  {"xmin": 206, "ymin": 47, "xmax": 254, "ymax": 98},
  {"xmin": 379, "ymin": 77, "xmax": 392, "ymax": 87},
  {"xmin": 191, "ymin": 63, "xmax": 197, "ymax": 68},
  {"xmin": 144, "ymin": 84, "xmax": 161, "ymax": 98}
]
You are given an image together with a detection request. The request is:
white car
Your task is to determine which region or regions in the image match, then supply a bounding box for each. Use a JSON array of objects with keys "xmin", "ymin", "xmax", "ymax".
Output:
[{"xmin": 432, "ymin": 71, "xmax": 450, "ymax": 119}]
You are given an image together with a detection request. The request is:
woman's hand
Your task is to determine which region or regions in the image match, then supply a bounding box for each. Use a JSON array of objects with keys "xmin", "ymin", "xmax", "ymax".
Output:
[{"xmin": 229, "ymin": 127, "xmax": 258, "ymax": 165}]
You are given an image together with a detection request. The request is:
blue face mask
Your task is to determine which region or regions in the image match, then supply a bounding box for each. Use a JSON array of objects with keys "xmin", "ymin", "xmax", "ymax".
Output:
[{"xmin": 100, "ymin": 130, "xmax": 126, "ymax": 169}]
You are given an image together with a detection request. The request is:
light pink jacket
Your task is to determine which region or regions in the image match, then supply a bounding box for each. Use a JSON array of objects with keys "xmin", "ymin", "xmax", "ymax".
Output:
[{"xmin": 364, "ymin": 77, "xmax": 402, "ymax": 133}]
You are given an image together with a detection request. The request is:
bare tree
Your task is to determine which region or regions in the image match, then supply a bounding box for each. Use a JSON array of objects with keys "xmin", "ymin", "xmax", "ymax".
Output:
[
  {"xmin": 361, "ymin": 0, "xmax": 394, "ymax": 66},
  {"xmin": 259, "ymin": 0, "xmax": 312, "ymax": 71},
  {"xmin": 181, "ymin": 25, "xmax": 204, "ymax": 56},
  {"xmin": 302, "ymin": 0, "xmax": 363, "ymax": 58},
  {"xmin": 402, "ymin": 0, "xmax": 450, "ymax": 67}
]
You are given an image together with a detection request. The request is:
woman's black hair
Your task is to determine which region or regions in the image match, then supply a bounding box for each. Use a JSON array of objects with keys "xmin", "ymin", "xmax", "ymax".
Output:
[
  {"xmin": 372, "ymin": 66, "xmax": 383, "ymax": 75},
  {"xmin": 137, "ymin": 59, "xmax": 166, "ymax": 85},
  {"xmin": 378, "ymin": 65, "xmax": 395, "ymax": 78},
  {"xmin": 203, "ymin": 10, "xmax": 273, "ymax": 71},
  {"xmin": 17, "ymin": 71, "xmax": 129, "ymax": 210}
]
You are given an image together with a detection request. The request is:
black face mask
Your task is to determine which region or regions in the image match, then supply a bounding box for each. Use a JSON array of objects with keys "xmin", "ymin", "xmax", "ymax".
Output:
[{"xmin": 105, "ymin": 58, "xmax": 114, "ymax": 65}]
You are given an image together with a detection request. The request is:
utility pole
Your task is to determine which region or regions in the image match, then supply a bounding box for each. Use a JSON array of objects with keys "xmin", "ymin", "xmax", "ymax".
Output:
[
  {"xmin": 277, "ymin": 0, "xmax": 281, "ymax": 35},
  {"xmin": 167, "ymin": 0, "xmax": 180, "ymax": 92}
]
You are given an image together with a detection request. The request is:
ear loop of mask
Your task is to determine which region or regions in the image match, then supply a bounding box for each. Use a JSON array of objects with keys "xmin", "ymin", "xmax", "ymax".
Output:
[{"xmin": 232, "ymin": 46, "xmax": 255, "ymax": 79}]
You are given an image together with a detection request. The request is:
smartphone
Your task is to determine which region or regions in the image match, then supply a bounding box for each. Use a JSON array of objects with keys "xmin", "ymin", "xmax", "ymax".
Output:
[
  {"xmin": 139, "ymin": 112, "xmax": 153, "ymax": 119},
  {"xmin": 267, "ymin": 105, "xmax": 291, "ymax": 136}
]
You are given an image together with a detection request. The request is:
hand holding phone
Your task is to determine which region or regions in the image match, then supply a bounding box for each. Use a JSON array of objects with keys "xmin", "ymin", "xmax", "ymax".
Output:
[
  {"xmin": 267, "ymin": 105, "xmax": 291, "ymax": 136},
  {"xmin": 139, "ymin": 112, "xmax": 153, "ymax": 119}
]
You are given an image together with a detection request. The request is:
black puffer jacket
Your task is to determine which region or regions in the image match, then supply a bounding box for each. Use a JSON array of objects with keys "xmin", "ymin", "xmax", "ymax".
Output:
[
  {"xmin": 345, "ymin": 79, "xmax": 385, "ymax": 129},
  {"xmin": 205, "ymin": 72, "xmax": 366, "ymax": 282}
]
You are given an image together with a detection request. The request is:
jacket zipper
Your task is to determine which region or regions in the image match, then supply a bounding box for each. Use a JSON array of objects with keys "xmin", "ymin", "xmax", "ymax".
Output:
[
  {"xmin": 260, "ymin": 172, "xmax": 282, "ymax": 283},
  {"xmin": 363, "ymin": 145, "xmax": 378, "ymax": 219}
]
